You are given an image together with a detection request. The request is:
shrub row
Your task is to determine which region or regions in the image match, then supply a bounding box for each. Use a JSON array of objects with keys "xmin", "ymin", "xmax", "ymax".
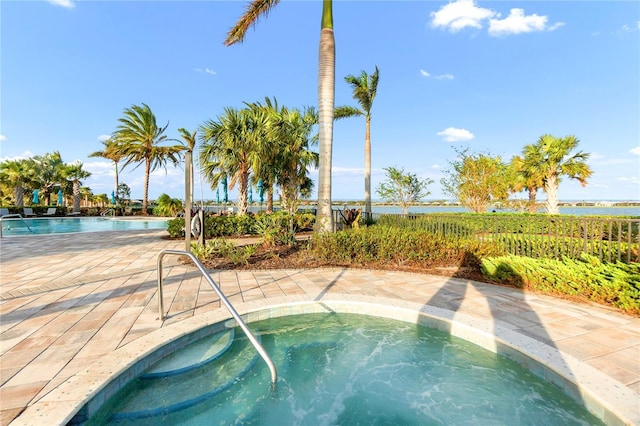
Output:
[
  {"xmin": 494, "ymin": 234, "xmax": 637, "ymax": 263},
  {"xmin": 481, "ymin": 254, "xmax": 640, "ymax": 315},
  {"xmin": 167, "ymin": 211, "xmax": 315, "ymax": 240},
  {"xmin": 308, "ymin": 225, "xmax": 505, "ymax": 268}
]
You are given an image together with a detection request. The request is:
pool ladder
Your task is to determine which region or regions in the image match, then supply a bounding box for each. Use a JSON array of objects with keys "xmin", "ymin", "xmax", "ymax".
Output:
[
  {"xmin": 157, "ymin": 249, "xmax": 277, "ymax": 385},
  {"xmin": 0, "ymin": 214, "xmax": 33, "ymax": 238}
]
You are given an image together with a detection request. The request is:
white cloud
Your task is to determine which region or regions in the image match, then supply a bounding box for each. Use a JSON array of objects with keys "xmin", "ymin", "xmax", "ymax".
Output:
[
  {"xmin": 430, "ymin": 1, "xmax": 562, "ymax": 38},
  {"xmin": 420, "ymin": 70, "xmax": 454, "ymax": 80},
  {"xmin": 0, "ymin": 151, "xmax": 34, "ymax": 162},
  {"xmin": 619, "ymin": 176, "xmax": 640, "ymax": 184},
  {"xmin": 547, "ymin": 22, "xmax": 565, "ymax": 32},
  {"xmin": 437, "ymin": 127, "xmax": 475, "ymax": 142},
  {"xmin": 0, "ymin": 135, "xmax": 6, "ymax": 142},
  {"xmin": 630, "ymin": 146, "xmax": 640, "ymax": 155},
  {"xmin": 488, "ymin": 9, "xmax": 549, "ymax": 37},
  {"xmin": 195, "ymin": 68, "xmax": 217, "ymax": 76},
  {"xmin": 97, "ymin": 134, "xmax": 110, "ymax": 142},
  {"xmin": 430, "ymin": 0, "xmax": 496, "ymax": 33},
  {"xmin": 48, "ymin": 0, "xmax": 75, "ymax": 8},
  {"xmin": 332, "ymin": 166, "xmax": 365, "ymax": 176}
]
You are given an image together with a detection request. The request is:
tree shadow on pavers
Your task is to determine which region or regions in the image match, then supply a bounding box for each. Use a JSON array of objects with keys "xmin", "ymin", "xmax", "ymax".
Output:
[
  {"xmin": 0, "ymin": 268, "xmax": 204, "ymax": 327},
  {"xmin": 421, "ymin": 251, "xmax": 588, "ymax": 416}
]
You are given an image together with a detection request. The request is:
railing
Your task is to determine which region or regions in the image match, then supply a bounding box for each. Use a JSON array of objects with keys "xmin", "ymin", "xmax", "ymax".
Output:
[
  {"xmin": 0, "ymin": 214, "xmax": 33, "ymax": 238},
  {"xmin": 157, "ymin": 249, "xmax": 277, "ymax": 385},
  {"xmin": 367, "ymin": 213, "xmax": 640, "ymax": 264}
]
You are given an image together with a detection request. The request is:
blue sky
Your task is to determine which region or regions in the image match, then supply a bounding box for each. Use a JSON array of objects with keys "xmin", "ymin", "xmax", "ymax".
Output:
[{"xmin": 2, "ymin": 0, "xmax": 639, "ymax": 203}]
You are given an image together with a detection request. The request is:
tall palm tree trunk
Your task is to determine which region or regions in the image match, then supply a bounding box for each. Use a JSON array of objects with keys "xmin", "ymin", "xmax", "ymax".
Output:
[
  {"xmin": 364, "ymin": 115, "xmax": 371, "ymax": 215},
  {"xmin": 527, "ymin": 187, "xmax": 537, "ymax": 213},
  {"xmin": 15, "ymin": 186, "xmax": 24, "ymax": 207},
  {"xmin": 142, "ymin": 159, "xmax": 151, "ymax": 215},
  {"xmin": 73, "ymin": 181, "xmax": 81, "ymax": 213},
  {"xmin": 316, "ymin": 4, "xmax": 336, "ymax": 233},
  {"xmin": 266, "ymin": 186, "xmax": 274, "ymax": 213},
  {"xmin": 544, "ymin": 175, "xmax": 560, "ymax": 214},
  {"xmin": 114, "ymin": 163, "xmax": 119, "ymax": 206},
  {"xmin": 237, "ymin": 171, "xmax": 249, "ymax": 215}
]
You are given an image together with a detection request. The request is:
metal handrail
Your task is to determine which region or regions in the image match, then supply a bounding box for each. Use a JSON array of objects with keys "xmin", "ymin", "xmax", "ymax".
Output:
[
  {"xmin": 157, "ymin": 249, "xmax": 277, "ymax": 385},
  {"xmin": 0, "ymin": 214, "xmax": 33, "ymax": 238}
]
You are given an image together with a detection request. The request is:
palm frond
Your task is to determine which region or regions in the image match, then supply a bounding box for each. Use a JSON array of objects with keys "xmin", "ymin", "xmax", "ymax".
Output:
[
  {"xmin": 334, "ymin": 105, "xmax": 363, "ymax": 120},
  {"xmin": 225, "ymin": 0, "xmax": 281, "ymax": 46}
]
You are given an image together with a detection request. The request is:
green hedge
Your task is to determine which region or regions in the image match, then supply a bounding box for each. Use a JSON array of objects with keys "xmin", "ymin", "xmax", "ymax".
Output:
[
  {"xmin": 166, "ymin": 211, "xmax": 316, "ymax": 240},
  {"xmin": 481, "ymin": 254, "xmax": 640, "ymax": 315},
  {"xmin": 308, "ymin": 225, "xmax": 504, "ymax": 268}
]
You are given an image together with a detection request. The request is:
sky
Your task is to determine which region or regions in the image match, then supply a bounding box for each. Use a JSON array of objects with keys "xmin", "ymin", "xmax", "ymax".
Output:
[{"xmin": 1, "ymin": 0, "xmax": 639, "ymax": 204}]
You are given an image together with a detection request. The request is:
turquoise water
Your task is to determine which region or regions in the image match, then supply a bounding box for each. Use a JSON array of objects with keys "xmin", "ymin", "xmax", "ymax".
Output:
[
  {"xmin": 88, "ymin": 314, "xmax": 603, "ymax": 425},
  {"xmin": 0, "ymin": 217, "xmax": 168, "ymax": 236}
]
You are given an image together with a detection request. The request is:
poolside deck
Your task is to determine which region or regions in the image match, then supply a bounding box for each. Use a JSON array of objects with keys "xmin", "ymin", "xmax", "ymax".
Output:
[{"xmin": 0, "ymin": 230, "xmax": 638, "ymax": 425}]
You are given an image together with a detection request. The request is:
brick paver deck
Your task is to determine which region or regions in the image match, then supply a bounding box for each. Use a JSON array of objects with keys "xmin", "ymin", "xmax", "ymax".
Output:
[{"xmin": 1, "ymin": 229, "xmax": 638, "ymax": 425}]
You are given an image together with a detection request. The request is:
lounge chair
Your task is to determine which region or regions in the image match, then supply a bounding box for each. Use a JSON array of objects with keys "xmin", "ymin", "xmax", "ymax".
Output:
[
  {"xmin": 0, "ymin": 208, "xmax": 9, "ymax": 217},
  {"xmin": 23, "ymin": 208, "xmax": 36, "ymax": 217},
  {"xmin": 66, "ymin": 211, "xmax": 81, "ymax": 216},
  {"xmin": 43, "ymin": 208, "xmax": 57, "ymax": 216}
]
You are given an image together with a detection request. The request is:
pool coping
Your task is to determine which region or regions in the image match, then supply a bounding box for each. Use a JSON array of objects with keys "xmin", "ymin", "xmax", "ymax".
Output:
[{"xmin": 11, "ymin": 294, "xmax": 638, "ymax": 426}]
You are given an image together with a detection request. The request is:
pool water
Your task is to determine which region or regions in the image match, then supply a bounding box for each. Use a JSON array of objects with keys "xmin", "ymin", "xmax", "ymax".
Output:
[
  {"xmin": 87, "ymin": 314, "xmax": 603, "ymax": 425},
  {"xmin": 0, "ymin": 217, "xmax": 168, "ymax": 235}
]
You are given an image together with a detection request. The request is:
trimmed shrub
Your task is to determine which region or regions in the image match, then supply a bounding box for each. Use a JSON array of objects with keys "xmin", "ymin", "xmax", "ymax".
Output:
[
  {"xmin": 481, "ymin": 254, "xmax": 640, "ymax": 315},
  {"xmin": 308, "ymin": 225, "xmax": 504, "ymax": 268}
]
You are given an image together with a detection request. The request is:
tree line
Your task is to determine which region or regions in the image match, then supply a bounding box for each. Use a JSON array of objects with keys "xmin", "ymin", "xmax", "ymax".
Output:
[{"xmin": 376, "ymin": 135, "xmax": 592, "ymax": 215}]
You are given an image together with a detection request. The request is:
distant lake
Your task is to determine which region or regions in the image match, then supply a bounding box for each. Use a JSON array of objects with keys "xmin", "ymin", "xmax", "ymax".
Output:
[
  {"xmin": 228, "ymin": 204, "xmax": 640, "ymax": 217},
  {"xmin": 364, "ymin": 205, "xmax": 640, "ymax": 217}
]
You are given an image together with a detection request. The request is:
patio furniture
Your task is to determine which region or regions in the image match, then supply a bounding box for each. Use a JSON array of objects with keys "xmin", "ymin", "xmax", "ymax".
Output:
[
  {"xmin": 23, "ymin": 208, "xmax": 36, "ymax": 217},
  {"xmin": 43, "ymin": 208, "xmax": 57, "ymax": 216}
]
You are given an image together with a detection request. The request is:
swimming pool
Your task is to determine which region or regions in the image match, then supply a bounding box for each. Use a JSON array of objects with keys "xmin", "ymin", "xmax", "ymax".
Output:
[
  {"xmin": 84, "ymin": 313, "xmax": 604, "ymax": 425},
  {"xmin": 0, "ymin": 217, "xmax": 168, "ymax": 236}
]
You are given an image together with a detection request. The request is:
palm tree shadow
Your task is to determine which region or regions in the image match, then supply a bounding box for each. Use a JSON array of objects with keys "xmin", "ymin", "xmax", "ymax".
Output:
[{"xmin": 422, "ymin": 251, "xmax": 586, "ymax": 411}]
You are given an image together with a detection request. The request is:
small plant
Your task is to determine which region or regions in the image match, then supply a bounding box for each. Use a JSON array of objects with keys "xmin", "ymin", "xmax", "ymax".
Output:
[
  {"xmin": 228, "ymin": 244, "xmax": 257, "ymax": 265},
  {"xmin": 190, "ymin": 239, "xmax": 234, "ymax": 260}
]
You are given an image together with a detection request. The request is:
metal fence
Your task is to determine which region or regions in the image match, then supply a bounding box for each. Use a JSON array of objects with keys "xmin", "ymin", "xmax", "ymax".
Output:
[{"xmin": 346, "ymin": 212, "xmax": 640, "ymax": 264}]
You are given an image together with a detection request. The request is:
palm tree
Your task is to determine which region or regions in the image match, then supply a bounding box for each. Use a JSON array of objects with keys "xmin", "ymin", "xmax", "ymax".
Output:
[
  {"xmin": 226, "ymin": 0, "xmax": 336, "ymax": 232},
  {"xmin": 341, "ymin": 66, "xmax": 380, "ymax": 215},
  {"xmin": 30, "ymin": 152, "xmax": 65, "ymax": 204},
  {"xmin": 79, "ymin": 187, "xmax": 93, "ymax": 207},
  {"xmin": 199, "ymin": 107, "xmax": 267, "ymax": 216},
  {"xmin": 62, "ymin": 161, "xmax": 92, "ymax": 213},
  {"xmin": 511, "ymin": 151, "xmax": 545, "ymax": 213},
  {"xmin": 0, "ymin": 158, "xmax": 36, "ymax": 207},
  {"xmin": 526, "ymin": 134, "xmax": 593, "ymax": 214},
  {"xmin": 89, "ymin": 138, "xmax": 123, "ymax": 207},
  {"xmin": 272, "ymin": 105, "xmax": 319, "ymax": 216},
  {"xmin": 112, "ymin": 103, "xmax": 183, "ymax": 214},
  {"xmin": 246, "ymin": 98, "xmax": 281, "ymax": 214}
]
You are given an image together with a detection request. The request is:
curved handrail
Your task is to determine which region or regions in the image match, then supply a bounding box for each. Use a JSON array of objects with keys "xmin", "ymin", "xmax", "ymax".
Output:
[
  {"xmin": 157, "ymin": 249, "xmax": 277, "ymax": 385},
  {"xmin": 0, "ymin": 214, "xmax": 33, "ymax": 238}
]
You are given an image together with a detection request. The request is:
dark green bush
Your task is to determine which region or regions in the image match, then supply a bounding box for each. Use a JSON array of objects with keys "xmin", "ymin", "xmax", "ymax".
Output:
[
  {"xmin": 166, "ymin": 218, "xmax": 185, "ymax": 238},
  {"xmin": 167, "ymin": 211, "xmax": 315, "ymax": 240},
  {"xmin": 308, "ymin": 225, "xmax": 504, "ymax": 268},
  {"xmin": 481, "ymin": 254, "xmax": 640, "ymax": 315}
]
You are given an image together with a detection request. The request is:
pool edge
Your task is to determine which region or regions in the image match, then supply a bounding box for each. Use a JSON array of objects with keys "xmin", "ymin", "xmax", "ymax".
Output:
[{"xmin": 12, "ymin": 294, "xmax": 639, "ymax": 426}]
